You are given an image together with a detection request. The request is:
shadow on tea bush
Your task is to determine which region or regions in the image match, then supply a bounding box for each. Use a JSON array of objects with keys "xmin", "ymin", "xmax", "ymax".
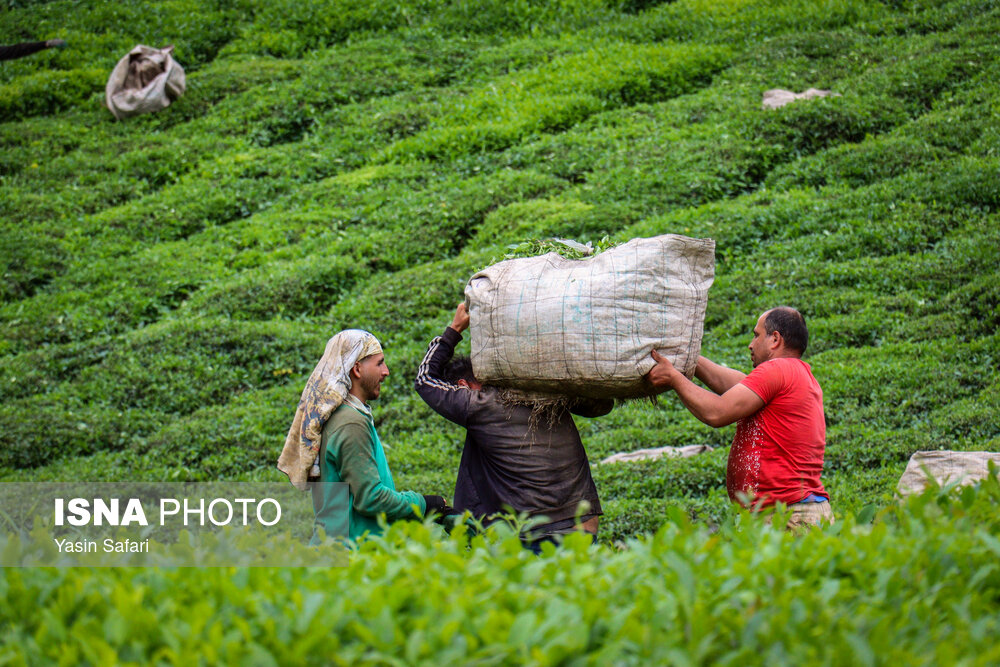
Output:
[
  {"xmin": 0, "ymin": 69, "xmax": 105, "ymax": 120},
  {"xmin": 184, "ymin": 254, "xmax": 364, "ymax": 320},
  {"xmin": 0, "ymin": 397, "xmax": 163, "ymax": 469},
  {"xmin": 329, "ymin": 253, "xmax": 490, "ymax": 335},
  {"xmin": 1, "ymin": 228, "xmax": 67, "ymax": 302},
  {"xmin": 765, "ymin": 135, "xmax": 952, "ymax": 190},
  {"xmin": 744, "ymin": 94, "xmax": 909, "ymax": 158},
  {"xmin": 593, "ymin": 449, "xmax": 728, "ymax": 502}
]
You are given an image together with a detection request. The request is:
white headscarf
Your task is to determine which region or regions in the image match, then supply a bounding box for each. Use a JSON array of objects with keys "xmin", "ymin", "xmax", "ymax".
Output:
[{"xmin": 277, "ymin": 330, "xmax": 383, "ymax": 490}]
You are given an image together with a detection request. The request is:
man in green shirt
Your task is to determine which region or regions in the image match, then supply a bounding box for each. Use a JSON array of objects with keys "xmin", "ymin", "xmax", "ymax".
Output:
[{"xmin": 279, "ymin": 329, "xmax": 447, "ymax": 542}]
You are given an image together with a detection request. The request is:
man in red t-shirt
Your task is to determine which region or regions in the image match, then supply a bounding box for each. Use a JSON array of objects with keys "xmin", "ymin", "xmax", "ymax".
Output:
[{"xmin": 646, "ymin": 307, "xmax": 832, "ymax": 529}]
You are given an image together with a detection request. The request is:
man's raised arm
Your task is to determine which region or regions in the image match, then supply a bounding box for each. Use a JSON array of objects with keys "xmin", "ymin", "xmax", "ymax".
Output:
[
  {"xmin": 414, "ymin": 304, "xmax": 472, "ymax": 426},
  {"xmin": 694, "ymin": 356, "xmax": 746, "ymax": 395},
  {"xmin": 647, "ymin": 350, "xmax": 762, "ymax": 428}
]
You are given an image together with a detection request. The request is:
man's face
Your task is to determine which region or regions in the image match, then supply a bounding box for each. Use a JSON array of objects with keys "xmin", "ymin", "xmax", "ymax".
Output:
[
  {"xmin": 748, "ymin": 311, "xmax": 774, "ymax": 368},
  {"xmin": 354, "ymin": 353, "xmax": 389, "ymax": 401}
]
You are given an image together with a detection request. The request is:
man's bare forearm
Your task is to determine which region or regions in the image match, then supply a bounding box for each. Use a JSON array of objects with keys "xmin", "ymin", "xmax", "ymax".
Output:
[
  {"xmin": 694, "ymin": 356, "xmax": 746, "ymax": 394},
  {"xmin": 672, "ymin": 376, "xmax": 731, "ymax": 427},
  {"xmin": 647, "ymin": 350, "xmax": 764, "ymax": 427}
]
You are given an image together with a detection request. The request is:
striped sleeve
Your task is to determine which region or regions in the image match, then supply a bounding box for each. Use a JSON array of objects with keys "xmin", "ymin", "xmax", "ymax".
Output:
[{"xmin": 414, "ymin": 327, "xmax": 471, "ymax": 427}]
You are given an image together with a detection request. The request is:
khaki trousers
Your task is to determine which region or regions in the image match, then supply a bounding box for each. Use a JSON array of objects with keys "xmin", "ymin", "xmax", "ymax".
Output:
[{"xmin": 764, "ymin": 501, "xmax": 835, "ymax": 532}]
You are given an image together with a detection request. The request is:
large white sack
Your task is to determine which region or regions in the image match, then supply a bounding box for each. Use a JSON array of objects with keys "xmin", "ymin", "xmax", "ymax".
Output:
[
  {"xmin": 465, "ymin": 234, "xmax": 715, "ymax": 399},
  {"xmin": 897, "ymin": 450, "xmax": 1000, "ymax": 496},
  {"xmin": 106, "ymin": 44, "xmax": 186, "ymax": 120}
]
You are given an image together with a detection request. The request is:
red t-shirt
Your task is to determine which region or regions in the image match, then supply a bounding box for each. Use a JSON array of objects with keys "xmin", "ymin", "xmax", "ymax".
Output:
[{"xmin": 727, "ymin": 357, "xmax": 827, "ymax": 508}]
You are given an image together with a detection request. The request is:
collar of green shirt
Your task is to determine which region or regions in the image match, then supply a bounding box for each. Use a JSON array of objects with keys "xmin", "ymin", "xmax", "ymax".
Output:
[{"xmin": 344, "ymin": 392, "xmax": 373, "ymax": 419}]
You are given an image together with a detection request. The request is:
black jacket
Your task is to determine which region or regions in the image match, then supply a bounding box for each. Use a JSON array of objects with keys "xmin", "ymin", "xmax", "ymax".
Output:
[{"xmin": 415, "ymin": 326, "xmax": 612, "ymax": 528}]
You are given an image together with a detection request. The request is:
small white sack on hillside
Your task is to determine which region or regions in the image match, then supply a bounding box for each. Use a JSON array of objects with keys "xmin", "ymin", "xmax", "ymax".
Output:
[
  {"xmin": 761, "ymin": 87, "xmax": 838, "ymax": 110},
  {"xmin": 600, "ymin": 445, "xmax": 714, "ymax": 464}
]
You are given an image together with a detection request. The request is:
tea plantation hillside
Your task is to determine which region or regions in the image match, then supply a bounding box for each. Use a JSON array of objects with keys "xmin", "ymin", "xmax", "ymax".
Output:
[
  {"xmin": 2, "ymin": 0, "xmax": 999, "ymax": 536},
  {"xmin": 3, "ymin": 0, "xmax": 1000, "ymax": 662}
]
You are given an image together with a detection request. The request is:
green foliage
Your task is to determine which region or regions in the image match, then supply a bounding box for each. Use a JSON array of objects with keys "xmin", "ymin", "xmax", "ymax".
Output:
[
  {"xmin": 0, "ymin": 319, "xmax": 322, "ymax": 468},
  {"xmin": 1, "ymin": 0, "xmax": 997, "ymax": 511},
  {"xmin": 2, "ymin": 1, "xmax": 1000, "ymax": 654},
  {"xmin": 765, "ymin": 135, "xmax": 951, "ymax": 189},
  {"xmin": 2, "ymin": 481, "xmax": 1000, "ymax": 663},
  {"xmin": 0, "ymin": 68, "xmax": 106, "ymax": 121},
  {"xmin": 471, "ymin": 200, "xmax": 626, "ymax": 255},
  {"xmin": 380, "ymin": 42, "xmax": 731, "ymax": 161},
  {"xmin": 597, "ymin": 0, "xmax": 883, "ymax": 44}
]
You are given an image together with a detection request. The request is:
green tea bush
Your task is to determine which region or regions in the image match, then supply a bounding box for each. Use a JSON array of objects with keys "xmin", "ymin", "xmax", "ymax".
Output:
[
  {"xmin": 0, "ymin": 68, "xmax": 105, "ymax": 121},
  {"xmin": 592, "ymin": 449, "xmax": 728, "ymax": 500},
  {"xmin": 140, "ymin": 383, "xmax": 300, "ymax": 477},
  {"xmin": 948, "ymin": 275, "xmax": 1000, "ymax": 336},
  {"xmin": 922, "ymin": 377, "xmax": 1000, "ymax": 445},
  {"xmin": 70, "ymin": 318, "xmax": 321, "ymax": 414},
  {"xmin": 217, "ymin": 29, "xmax": 308, "ymax": 60},
  {"xmin": 183, "ymin": 254, "xmax": 364, "ymax": 320},
  {"xmin": 0, "ymin": 0, "xmax": 242, "ymax": 71},
  {"xmin": 0, "ymin": 395, "xmax": 156, "ymax": 468},
  {"xmin": 431, "ymin": 0, "xmax": 625, "ymax": 36},
  {"xmin": 918, "ymin": 156, "xmax": 1000, "ymax": 212},
  {"xmin": 0, "ymin": 319, "xmax": 323, "ymax": 467},
  {"xmin": 820, "ymin": 338, "xmax": 998, "ymax": 431},
  {"xmin": 380, "ymin": 42, "xmax": 730, "ymax": 161},
  {"xmin": 336, "ymin": 167, "xmax": 568, "ymax": 271},
  {"xmin": 0, "ymin": 228, "xmax": 66, "ymax": 301},
  {"xmin": 469, "ymin": 199, "xmax": 627, "ymax": 251},
  {"xmin": 328, "ymin": 253, "xmax": 490, "ymax": 336},
  {"xmin": 765, "ymin": 135, "xmax": 951, "ymax": 189},
  {"xmin": 744, "ymin": 94, "xmax": 909, "ymax": 159},
  {"xmin": 0, "ymin": 236, "xmax": 236, "ymax": 351},
  {"xmin": 74, "ymin": 149, "xmax": 300, "ymax": 251},
  {"xmin": 0, "ymin": 289, "xmax": 126, "ymax": 352},
  {"xmin": 2, "ymin": 480, "xmax": 999, "ymax": 664},
  {"xmin": 861, "ymin": 43, "xmax": 996, "ymax": 115},
  {"xmin": 454, "ymin": 36, "xmax": 589, "ymax": 84},
  {"xmin": 909, "ymin": 96, "xmax": 1000, "ymax": 155},
  {"xmin": 597, "ymin": 0, "xmax": 881, "ymax": 44},
  {"xmin": 229, "ymin": 0, "xmax": 421, "ymax": 51},
  {"xmin": 2, "ymin": 8, "xmax": 1000, "ymax": 649}
]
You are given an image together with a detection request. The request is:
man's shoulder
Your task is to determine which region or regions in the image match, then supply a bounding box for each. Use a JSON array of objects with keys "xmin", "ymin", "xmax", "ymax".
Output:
[
  {"xmin": 467, "ymin": 386, "xmax": 531, "ymax": 423},
  {"xmin": 326, "ymin": 404, "xmax": 372, "ymax": 432},
  {"xmin": 755, "ymin": 356, "xmax": 811, "ymax": 375},
  {"xmin": 748, "ymin": 357, "xmax": 819, "ymax": 398},
  {"xmin": 774, "ymin": 356, "xmax": 815, "ymax": 380}
]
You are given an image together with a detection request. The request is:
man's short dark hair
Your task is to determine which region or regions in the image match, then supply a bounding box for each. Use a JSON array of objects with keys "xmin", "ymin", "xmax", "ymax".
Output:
[
  {"xmin": 764, "ymin": 307, "xmax": 808, "ymax": 354},
  {"xmin": 444, "ymin": 355, "xmax": 478, "ymax": 385}
]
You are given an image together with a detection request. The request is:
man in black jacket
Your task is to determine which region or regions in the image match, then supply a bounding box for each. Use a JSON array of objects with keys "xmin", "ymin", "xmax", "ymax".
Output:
[{"xmin": 415, "ymin": 303, "xmax": 612, "ymax": 549}]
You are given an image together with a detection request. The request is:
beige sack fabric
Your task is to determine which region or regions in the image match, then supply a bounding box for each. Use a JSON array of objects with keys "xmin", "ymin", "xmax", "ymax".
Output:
[
  {"xmin": 465, "ymin": 234, "xmax": 715, "ymax": 399},
  {"xmin": 761, "ymin": 88, "xmax": 836, "ymax": 110},
  {"xmin": 106, "ymin": 44, "xmax": 186, "ymax": 120},
  {"xmin": 897, "ymin": 450, "xmax": 1000, "ymax": 496},
  {"xmin": 600, "ymin": 445, "xmax": 713, "ymax": 464}
]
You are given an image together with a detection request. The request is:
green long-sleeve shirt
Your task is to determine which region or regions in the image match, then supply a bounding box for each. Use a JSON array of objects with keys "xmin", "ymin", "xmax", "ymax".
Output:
[{"xmin": 311, "ymin": 399, "xmax": 425, "ymax": 541}]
